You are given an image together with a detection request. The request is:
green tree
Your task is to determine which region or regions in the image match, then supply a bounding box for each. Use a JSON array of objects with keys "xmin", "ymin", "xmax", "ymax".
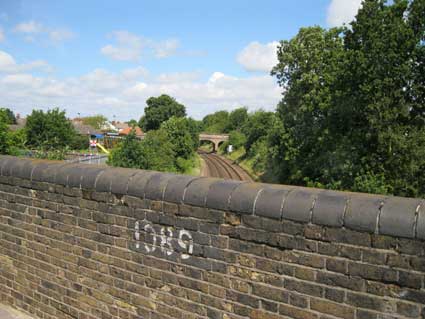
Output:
[
  {"xmin": 8, "ymin": 128, "xmax": 27, "ymax": 149},
  {"xmin": 0, "ymin": 108, "xmax": 16, "ymax": 125},
  {"xmin": 108, "ymin": 128, "xmax": 177, "ymax": 172},
  {"xmin": 160, "ymin": 117, "xmax": 201, "ymax": 172},
  {"xmin": 226, "ymin": 107, "xmax": 248, "ymax": 132},
  {"xmin": 139, "ymin": 95, "xmax": 186, "ymax": 131},
  {"xmin": 270, "ymin": 0, "xmax": 425, "ymax": 197},
  {"xmin": 127, "ymin": 119, "xmax": 138, "ymax": 127},
  {"xmin": 108, "ymin": 129, "xmax": 146, "ymax": 169},
  {"xmin": 0, "ymin": 111, "xmax": 10, "ymax": 154},
  {"xmin": 141, "ymin": 130, "xmax": 176, "ymax": 172},
  {"xmin": 185, "ymin": 118, "xmax": 203, "ymax": 150},
  {"xmin": 25, "ymin": 108, "xmax": 76, "ymax": 150},
  {"xmin": 337, "ymin": 0, "xmax": 425, "ymax": 196},
  {"xmin": 270, "ymin": 26, "xmax": 345, "ymax": 187},
  {"xmin": 242, "ymin": 110, "xmax": 275, "ymax": 152},
  {"xmin": 81, "ymin": 115, "xmax": 107, "ymax": 130},
  {"xmin": 228, "ymin": 130, "xmax": 246, "ymax": 149},
  {"xmin": 202, "ymin": 110, "xmax": 229, "ymax": 133},
  {"xmin": 161, "ymin": 117, "xmax": 194, "ymax": 160}
]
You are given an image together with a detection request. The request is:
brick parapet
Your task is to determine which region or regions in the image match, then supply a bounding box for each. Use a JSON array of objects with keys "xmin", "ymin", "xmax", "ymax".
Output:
[
  {"xmin": 0, "ymin": 156, "xmax": 423, "ymax": 319},
  {"xmin": 0, "ymin": 156, "xmax": 423, "ymax": 240}
]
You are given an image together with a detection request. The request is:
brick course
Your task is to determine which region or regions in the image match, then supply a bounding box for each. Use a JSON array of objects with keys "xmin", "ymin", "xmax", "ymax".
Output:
[{"xmin": 0, "ymin": 156, "xmax": 424, "ymax": 319}]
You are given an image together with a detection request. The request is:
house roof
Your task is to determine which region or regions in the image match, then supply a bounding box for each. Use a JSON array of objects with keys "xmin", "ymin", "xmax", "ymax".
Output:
[
  {"xmin": 72, "ymin": 122, "xmax": 101, "ymax": 135},
  {"xmin": 114, "ymin": 122, "xmax": 130, "ymax": 130},
  {"xmin": 119, "ymin": 126, "xmax": 144, "ymax": 136}
]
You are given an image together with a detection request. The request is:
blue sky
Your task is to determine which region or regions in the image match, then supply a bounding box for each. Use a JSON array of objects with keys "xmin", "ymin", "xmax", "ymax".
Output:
[{"xmin": 0, "ymin": 0, "xmax": 362, "ymax": 120}]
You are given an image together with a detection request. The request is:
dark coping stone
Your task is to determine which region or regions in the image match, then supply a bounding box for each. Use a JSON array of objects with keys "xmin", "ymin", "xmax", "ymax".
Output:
[
  {"xmin": 31, "ymin": 161, "xmax": 55, "ymax": 181},
  {"xmin": 9, "ymin": 158, "xmax": 33, "ymax": 178},
  {"xmin": 282, "ymin": 188, "xmax": 321, "ymax": 223},
  {"xmin": 66, "ymin": 164, "xmax": 97, "ymax": 188},
  {"xmin": 0, "ymin": 156, "xmax": 13, "ymax": 176},
  {"xmin": 313, "ymin": 190, "xmax": 348, "ymax": 227},
  {"xmin": 229, "ymin": 183, "xmax": 265, "ymax": 215},
  {"xmin": 255, "ymin": 184, "xmax": 294, "ymax": 220},
  {"xmin": 144, "ymin": 172, "xmax": 176, "ymax": 200},
  {"xmin": 94, "ymin": 168, "xmax": 118, "ymax": 192},
  {"xmin": 127, "ymin": 170, "xmax": 158, "ymax": 198},
  {"xmin": 184, "ymin": 177, "xmax": 220, "ymax": 207},
  {"xmin": 0, "ymin": 157, "xmax": 18, "ymax": 176},
  {"xmin": 81, "ymin": 166, "xmax": 107, "ymax": 189},
  {"xmin": 12, "ymin": 159, "xmax": 35, "ymax": 180},
  {"xmin": 379, "ymin": 196, "xmax": 421, "ymax": 238},
  {"xmin": 110, "ymin": 168, "xmax": 139, "ymax": 195},
  {"xmin": 55, "ymin": 163, "xmax": 81, "ymax": 186},
  {"xmin": 32, "ymin": 161, "xmax": 66, "ymax": 183},
  {"xmin": 344, "ymin": 193, "xmax": 386, "ymax": 233},
  {"xmin": 416, "ymin": 202, "xmax": 425, "ymax": 240},
  {"xmin": 163, "ymin": 175, "xmax": 199, "ymax": 204},
  {"xmin": 206, "ymin": 179, "xmax": 244, "ymax": 211}
]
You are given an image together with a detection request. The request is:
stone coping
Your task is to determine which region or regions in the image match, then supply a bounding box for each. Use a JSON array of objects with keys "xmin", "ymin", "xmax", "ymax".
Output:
[{"xmin": 0, "ymin": 155, "xmax": 423, "ymax": 240}]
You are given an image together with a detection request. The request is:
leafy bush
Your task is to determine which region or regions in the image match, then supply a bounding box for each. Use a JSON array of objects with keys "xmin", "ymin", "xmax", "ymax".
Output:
[
  {"xmin": 140, "ymin": 130, "xmax": 177, "ymax": 172},
  {"xmin": 249, "ymin": 138, "xmax": 268, "ymax": 174},
  {"xmin": 26, "ymin": 108, "xmax": 76, "ymax": 150},
  {"xmin": 8, "ymin": 128, "xmax": 27, "ymax": 149},
  {"xmin": 0, "ymin": 112, "xmax": 10, "ymax": 154},
  {"xmin": 161, "ymin": 117, "xmax": 198, "ymax": 160},
  {"xmin": 0, "ymin": 108, "xmax": 16, "ymax": 125},
  {"xmin": 70, "ymin": 135, "xmax": 89, "ymax": 150},
  {"xmin": 108, "ymin": 130, "xmax": 146, "ymax": 169},
  {"xmin": 108, "ymin": 129, "xmax": 177, "ymax": 172},
  {"xmin": 33, "ymin": 148, "xmax": 68, "ymax": 160}
]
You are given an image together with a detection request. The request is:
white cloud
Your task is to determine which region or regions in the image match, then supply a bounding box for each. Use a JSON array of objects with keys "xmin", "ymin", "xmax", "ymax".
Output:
[
  {"xmin": 154, "ymin": 38, "xmax": 180, "ymax": 58},
  {"xmin": 48, "ymin": 29, "xmax": 75, "ymax": 43},
  {"xmin": 0, "ymin": 27, "xmax": 4, "ymax": 42},
  {"xmin": 121, "ymin": 66, "xmax": 149, "ymax": 80},
  {"xmin": 156, "ymin": 71, "xmax": 200, "ymax": 83},
  {"xmin": 101, "ymin": 31, "xmax": 143, "ymax": 61},
  {"xmin": 0, "ymin": 51, "xmax": 281, "ymax": 120},
  {"xmin": 13, "ymin": 20, "xmax": 74, "ymax": 44},
  {"xmin": 237, "ymin": 41, "xmax": 279, "ymax": 72},
  {"xmin": 101, "ymin": 31, "xmax": 182, "ymax": 61},
  {"xmin": 101, "ymin": 45, "xmax": 140, "ymax": 61},
  {"xmin": 327, "ymin": 0, "xmax": 362, "ymax": 27},
  {"xmin": 14, "ymin": 20, "xmax": 44, "ymax": 33},
  {"xmin": 0, "ymin": 50, "xmax": 52, "ymax": 73}
]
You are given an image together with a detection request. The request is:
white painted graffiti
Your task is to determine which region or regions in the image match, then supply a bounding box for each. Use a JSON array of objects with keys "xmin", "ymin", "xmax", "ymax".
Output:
[{"xmin": 134, "ymin": 220, "xmax": 193, "ymax": 259}]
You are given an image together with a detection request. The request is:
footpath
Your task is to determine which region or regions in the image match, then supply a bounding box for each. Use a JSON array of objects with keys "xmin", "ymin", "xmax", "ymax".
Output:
[{"xmin": 0, "ymin": 305, "xmax": 33, "ymax": 319}]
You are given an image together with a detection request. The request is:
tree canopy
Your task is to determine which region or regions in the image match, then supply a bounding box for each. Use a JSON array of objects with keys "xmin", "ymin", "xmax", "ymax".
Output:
[
  {"xmin": 81, "ymin": 115, "xmax": 107, "ymax": 130},
  {"xmin": 0, "ymin": 108, "xmax": 17, "ymax": 125},
  {"xmin": 25, "ymin": 108, "xmax": 76, "ymax": 150},
  {"xmin": 202, "ymin": 110, "xmax": 229, "ymax": 133},
  {"xmin": 139, "ymin": 94, "xmax": 186, "ymax": 131},
  {"xmin": 0, "ymin": 111, "xmax": 10, "ymax": 154},
  {"xmin": 269, "ymin": 0, "xmax": 425, "ymax": 197}
]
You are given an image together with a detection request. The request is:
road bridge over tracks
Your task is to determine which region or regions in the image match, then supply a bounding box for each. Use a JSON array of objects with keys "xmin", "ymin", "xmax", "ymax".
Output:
[{"xmin": 199, "ymin": 133, "xmax": 229, "ymax": 152}]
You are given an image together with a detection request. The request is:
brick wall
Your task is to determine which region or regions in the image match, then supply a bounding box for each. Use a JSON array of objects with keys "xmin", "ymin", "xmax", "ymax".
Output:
[{"xmin": 0, "ymin": 156, "xmax": 424, "ymax": 319}]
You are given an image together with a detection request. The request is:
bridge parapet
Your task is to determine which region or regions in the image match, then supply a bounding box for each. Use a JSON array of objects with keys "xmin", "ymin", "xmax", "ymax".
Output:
[{"xmin": 0, "ymin": 155, "xmax": 424, "ymax": 319}]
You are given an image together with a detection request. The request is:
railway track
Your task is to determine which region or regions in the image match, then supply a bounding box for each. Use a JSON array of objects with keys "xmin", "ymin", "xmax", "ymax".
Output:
[{"xmin": 198, "ymin": 151, "xmax": 253, "ymax": 182}]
